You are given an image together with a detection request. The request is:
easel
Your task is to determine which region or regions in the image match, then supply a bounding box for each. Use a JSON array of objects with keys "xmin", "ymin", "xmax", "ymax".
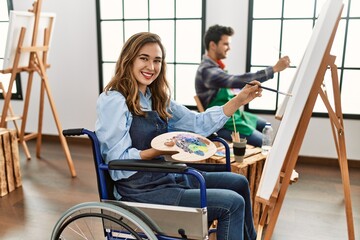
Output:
[
  {"xmin": 256, "ymin": 8, "xmax": 355, "ymax": 240},
  {"xmin": 0, "ymin": 0, "xmax": 76, "ymax": 177}
]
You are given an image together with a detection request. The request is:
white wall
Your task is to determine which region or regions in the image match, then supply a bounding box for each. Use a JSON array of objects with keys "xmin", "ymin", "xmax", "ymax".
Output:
[
  {"xmin": 10, "ymin": 0, "xmax": 99, "ymax": 134},
  {"xmin": 5, "ymin": 0, "xmax": 359, "ymax": 161}
]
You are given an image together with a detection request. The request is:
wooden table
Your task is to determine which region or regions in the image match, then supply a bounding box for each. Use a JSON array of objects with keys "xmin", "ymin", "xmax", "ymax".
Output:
[{"xmin": 207, "ymin": 144, "xmax": 267, "ymax": 228}]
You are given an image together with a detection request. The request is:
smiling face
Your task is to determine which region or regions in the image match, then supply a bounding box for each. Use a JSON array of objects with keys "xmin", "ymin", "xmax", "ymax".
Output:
[
  {"xmin": 214, "ymin": 35, "xmax": 231, "ymax": 60},
  {"xmin": 132, "ymin": 42, "xmax": 163, "ymax": 94}
]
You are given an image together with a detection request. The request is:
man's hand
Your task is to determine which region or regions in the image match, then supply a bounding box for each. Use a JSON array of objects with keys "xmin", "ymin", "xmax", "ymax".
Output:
[{"xmin": 273, "ymin": 56, "xmax": 290, "ymax": 73}]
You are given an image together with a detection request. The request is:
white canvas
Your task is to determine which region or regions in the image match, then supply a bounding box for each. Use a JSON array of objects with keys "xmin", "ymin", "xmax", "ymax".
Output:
[
  {"xmin": 2, "ymin": 11, "xmax": 55, "ymax": 70},
  {"xmin": 256, "ymin": 0, "xmax": 344, "ymax": 201}
]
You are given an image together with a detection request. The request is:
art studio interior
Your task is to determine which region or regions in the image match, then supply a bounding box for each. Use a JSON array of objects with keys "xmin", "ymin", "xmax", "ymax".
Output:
[{"xmin": 0, "ymin": 0, "xmax": 359, "ymax": 239}]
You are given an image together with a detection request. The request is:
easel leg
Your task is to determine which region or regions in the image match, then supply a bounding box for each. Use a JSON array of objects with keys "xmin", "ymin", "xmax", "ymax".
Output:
[
  {"xmin": 338, "ymin": 135, "xmax": 355, "ymax": 240},
  {"xmin": 20, "ymin": 71, "xmax": 35, "ymax": 160},
  {"xmin": 318, "ymin": 61, "xmax": 355, "ymax": 240},
  {"xmin": 36, "ymin": 78, "xmax": 45, "ymax": 158},
  {"xmin": 256, "ymin": 203, "xmax": 270, "ymax": 240},
  {"xmin": 330, "ymin": 63, "xmax": 355, "ymax": 240},
  {"xmin": 325, "ymin": 105, "xmax": 355, "ymax": 240},
  {"xmin": 21, "ymin": 141, "xmax": 31, "ymax": 159},
  {"xmin": 36, "ymin": 53, "xmax": 76, "ymax": 177}
]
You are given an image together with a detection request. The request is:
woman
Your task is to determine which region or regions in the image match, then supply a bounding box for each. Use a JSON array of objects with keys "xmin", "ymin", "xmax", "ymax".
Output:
[{"xmin": 96, "ymin": 32, "xmax": 261, "ymax": 240}]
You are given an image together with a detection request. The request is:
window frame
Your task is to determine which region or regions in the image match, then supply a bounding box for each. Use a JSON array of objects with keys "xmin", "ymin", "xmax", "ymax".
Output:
[
  {"xmin": 245, "ymin": 0, "xmax": 360, "ymax": 120},
  {"xmin": 95, "ymin": 0, "xmax": 206, "ymax": 110},
  {"xmin": 0, "ymin": 0, "xmax": 23, "ymax": 100}
]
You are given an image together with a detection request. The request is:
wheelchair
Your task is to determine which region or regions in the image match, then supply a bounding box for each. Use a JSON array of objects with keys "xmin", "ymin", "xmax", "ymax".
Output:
[{"xmin": 51, "ymin": 128, "xmax": 231, "ymax": 240}]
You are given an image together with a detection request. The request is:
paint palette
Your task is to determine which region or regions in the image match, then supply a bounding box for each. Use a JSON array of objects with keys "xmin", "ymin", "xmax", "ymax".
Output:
[{"xmin": 151, "ymin": 132, "xmax": 217, "ymax": 162}]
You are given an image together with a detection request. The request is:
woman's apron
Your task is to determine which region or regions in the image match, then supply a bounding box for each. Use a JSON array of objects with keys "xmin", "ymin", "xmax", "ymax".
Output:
[{"xmin": 114, "ymin": 111, "xmax": 196, "ymax": 205}]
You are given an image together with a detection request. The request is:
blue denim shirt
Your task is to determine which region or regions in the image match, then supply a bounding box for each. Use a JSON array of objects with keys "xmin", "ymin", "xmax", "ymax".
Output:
[{"xmin": 95, "ymin": 89, "xmax": 229, "ymax": 181}]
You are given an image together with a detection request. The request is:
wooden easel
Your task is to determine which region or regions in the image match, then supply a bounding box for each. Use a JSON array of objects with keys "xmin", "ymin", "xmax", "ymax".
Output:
[
  {"xmin": 0, "ymin": 0, "xmax": 76, "ymax": 177},
  {"xmin": 256, "ymin": 8, "xmax": 355, "ymax": 240}
]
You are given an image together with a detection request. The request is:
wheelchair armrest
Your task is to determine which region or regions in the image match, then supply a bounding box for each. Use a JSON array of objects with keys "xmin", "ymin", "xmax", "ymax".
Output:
[
  {"xmin": 108, "ymin": 159, "xmax": 189, "ymax": 173},
  {"xmin": 63, "ymin": 128, "xmax": 84, "ymax": 136},
  {"xmin": 108, "ymin": 159, "xmax": 207, "ymax": 208}
]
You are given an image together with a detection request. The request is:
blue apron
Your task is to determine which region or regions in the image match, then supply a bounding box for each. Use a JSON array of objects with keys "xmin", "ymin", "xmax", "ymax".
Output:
[{"xmin": 114, "ymin": 111, "xmax": 196, "ymax": 205}]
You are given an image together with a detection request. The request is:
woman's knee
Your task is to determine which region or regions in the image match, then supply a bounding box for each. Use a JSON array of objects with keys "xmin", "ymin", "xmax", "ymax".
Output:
[
  {"xmin": 227, "ymin": 173, "xmax": 250, "ymax": 192},
  {"xmin": 207, "ymin": 189, "xmax": 245, "ymax": 213}
]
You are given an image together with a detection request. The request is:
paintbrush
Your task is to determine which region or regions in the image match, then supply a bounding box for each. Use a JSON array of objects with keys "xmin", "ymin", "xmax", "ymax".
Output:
[
  {"xmin": 232, "ymin": 116, "xmax": 240, "ymax": 142},
  {"xmin": 242, "ymin": 80, "xmax": 292, "ymax": 97}
]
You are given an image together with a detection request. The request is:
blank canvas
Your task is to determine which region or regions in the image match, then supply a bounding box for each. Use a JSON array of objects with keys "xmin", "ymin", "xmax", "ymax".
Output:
[
  {"xmin": 256, "ymin": 0, "xmax": 344, "ymax": 201},
  {"xmin": 2, "ymin": 11, "xmax": 55, "ymax": 70}
]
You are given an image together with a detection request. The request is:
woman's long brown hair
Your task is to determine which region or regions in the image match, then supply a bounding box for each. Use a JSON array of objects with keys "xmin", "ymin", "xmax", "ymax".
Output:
[{"xmin": 104, "ymin": 32, "xmax": 171, "ymax": 121}]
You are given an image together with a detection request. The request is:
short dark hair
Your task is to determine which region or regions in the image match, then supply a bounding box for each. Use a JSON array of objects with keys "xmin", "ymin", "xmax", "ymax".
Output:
[{"xmin": 204, "ymin": 24, "xmax": 234, "ymax": 50}]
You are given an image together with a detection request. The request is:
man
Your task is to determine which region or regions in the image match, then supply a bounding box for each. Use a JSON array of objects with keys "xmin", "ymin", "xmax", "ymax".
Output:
[{"xmin": 195, "ymin": 24, "xmax": 290, "ymax": 147}]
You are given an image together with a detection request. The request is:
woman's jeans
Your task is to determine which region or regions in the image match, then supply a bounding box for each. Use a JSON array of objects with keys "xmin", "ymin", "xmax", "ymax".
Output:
[{"xmin": 178, "ymin": 172, "xmax": 257, "ymax": 240}]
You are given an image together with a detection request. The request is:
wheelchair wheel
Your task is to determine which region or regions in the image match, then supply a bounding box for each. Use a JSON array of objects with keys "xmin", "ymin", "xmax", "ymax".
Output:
[{"xmin": 51, "ymin": 202, "xmax": 158, "ymax": 240}]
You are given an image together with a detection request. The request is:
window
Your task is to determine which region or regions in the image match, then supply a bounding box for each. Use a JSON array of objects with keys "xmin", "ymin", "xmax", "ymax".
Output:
[
  {"xmin": 246, "ymin": 0, "xmax": 360, "ymax": 119},
  {"xmin": 96, "ymin": 0, "xmax": 205, "ymax": 106},
  {"xmin": 0, "ymin": 0, "xmax": 22, "ymax": 100}
]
